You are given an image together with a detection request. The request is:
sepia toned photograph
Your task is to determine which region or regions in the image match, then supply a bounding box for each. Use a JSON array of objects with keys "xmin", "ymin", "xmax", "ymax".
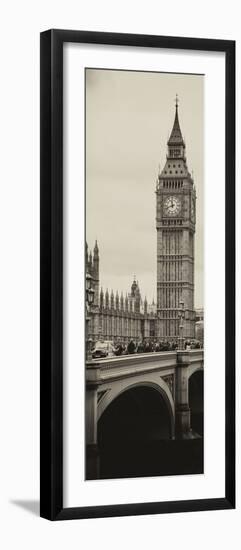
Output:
[
  {"xmin": 40, "ymin": 29, "xmax": 235, "ymax": 521},
  {"xmin": 85, "ymin": 68, "xmax": 204, "ymax": 481}
]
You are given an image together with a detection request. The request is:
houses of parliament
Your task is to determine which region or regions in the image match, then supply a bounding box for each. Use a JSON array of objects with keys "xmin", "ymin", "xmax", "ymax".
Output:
[{"xmin": 86, "ymin": 100, "xmax": 203, "ymax": 346}]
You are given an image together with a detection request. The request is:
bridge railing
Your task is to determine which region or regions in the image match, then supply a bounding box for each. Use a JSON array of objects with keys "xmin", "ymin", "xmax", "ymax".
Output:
[
  {"xmin": 87, "ymin": 348, "xmax": 203, "ymax": 367},
  {"xmin": 86, "ymin": 349, "xmax": 204, "ymax": 385}
]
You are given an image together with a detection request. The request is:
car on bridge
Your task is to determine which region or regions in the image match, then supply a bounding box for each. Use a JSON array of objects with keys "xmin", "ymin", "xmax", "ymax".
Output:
[{"xmin": 92, "ymin": 340, "xmax": 116, "ymax": 359}]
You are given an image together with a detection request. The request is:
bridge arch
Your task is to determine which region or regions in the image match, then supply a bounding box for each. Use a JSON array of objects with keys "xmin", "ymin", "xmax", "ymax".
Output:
[
  {"xmin": 97, "ymin": 381, "xmax": 174, "ymax": 479},
  {"xmin": 188, "ymin": 368, "xmax": 204, "ymax": 437},
  {"xmin": 187, "ymin": 361, "xmax": 203, "ymax": 380},
  {"xmin": 97, "ymin": 376, "xmax": 175, "ymax": 437}
]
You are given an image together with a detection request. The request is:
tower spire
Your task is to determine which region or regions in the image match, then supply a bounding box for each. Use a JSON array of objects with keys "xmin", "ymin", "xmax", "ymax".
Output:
[{"xmin": 168, "ymin": 96, "xmax": 184, "ymax": 147}]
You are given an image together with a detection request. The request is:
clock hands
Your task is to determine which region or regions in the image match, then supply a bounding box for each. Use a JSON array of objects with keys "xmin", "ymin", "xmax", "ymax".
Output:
[
  {"xmin": 164, "ymin": 197, "xmax": 181, "ymax": 214},
  {"xmin": 164, "ymin": 196, "xmax": 180, "ymax": 214}
]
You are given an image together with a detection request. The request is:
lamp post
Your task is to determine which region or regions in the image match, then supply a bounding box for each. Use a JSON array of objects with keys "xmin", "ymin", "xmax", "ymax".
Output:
[
  {"xmin": 178, "ymin": 300, "xmax": 185, "ymax": 350},
  {"xmin": 86, "ymin": 271, "xmax": 95, "ymax": 360}
]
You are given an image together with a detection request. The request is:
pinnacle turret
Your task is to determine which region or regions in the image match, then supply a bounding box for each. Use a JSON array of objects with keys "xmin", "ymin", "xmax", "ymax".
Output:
[
  {"xmin": 100, "ymin": 287, "xmax": 104, "ymax": 308},
  {"xmin": 168, "ymin": 95, "xmax": 185, "ymax": 147},
  {"xmin": 93, "ymin": 240, "xmax": 99, "ymax": 258},
  {"xmin": 105, "ymin": 289, "xmax": 109, "ymax": 308}
]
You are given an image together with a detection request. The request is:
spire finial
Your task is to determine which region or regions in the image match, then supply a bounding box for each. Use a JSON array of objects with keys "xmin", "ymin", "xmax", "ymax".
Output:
[{"xmin": 175, "ymin": 93, "xmax": 179, "ymax": 109}]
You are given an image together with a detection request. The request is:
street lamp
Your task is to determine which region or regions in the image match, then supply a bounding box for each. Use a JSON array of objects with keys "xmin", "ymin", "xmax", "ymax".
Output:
[
  {"xmin": 86, "ymin": 271, "xmax": 95, "ymax": 359},
  {"xmin": 178, "ymin": 300, "xmax": 185, "ymax": 350}
]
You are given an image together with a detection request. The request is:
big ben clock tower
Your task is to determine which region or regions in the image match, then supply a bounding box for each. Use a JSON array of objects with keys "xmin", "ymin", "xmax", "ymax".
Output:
[{"xmin": 156, "ymin": 97, "xmax": 196, "ymax": 342}]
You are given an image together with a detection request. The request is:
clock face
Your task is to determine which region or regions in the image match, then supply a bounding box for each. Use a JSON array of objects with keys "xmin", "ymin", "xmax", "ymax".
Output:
[{"xmin": 163, "ymin": 196, "xmax": 181, "ymax": 216}]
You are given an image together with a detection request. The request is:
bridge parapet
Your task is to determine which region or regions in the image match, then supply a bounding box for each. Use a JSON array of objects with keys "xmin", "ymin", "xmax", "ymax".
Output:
[
  {"xmin": 176, "ymin": 349, "xmax": 204, "ymax": 366},
  {"xmin": 86, "ymin": 349, "xmax": 204, "ymax": 385},
  {"xmin": 86, "ymin": 351, "xmax": 177, "ymax": 387}
]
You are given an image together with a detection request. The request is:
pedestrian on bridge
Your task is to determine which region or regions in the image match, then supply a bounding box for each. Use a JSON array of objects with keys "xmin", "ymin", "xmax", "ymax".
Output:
[{"xmin": 127, "ymin": 339, "xmax": 136, "ymax": 354}]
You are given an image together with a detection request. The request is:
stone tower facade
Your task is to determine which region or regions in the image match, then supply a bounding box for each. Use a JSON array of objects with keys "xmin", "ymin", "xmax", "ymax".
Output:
[
  {"xmin": 86, "ymin": 242, "xmax": 157, "ymax": 346},
  {"xmin": 156, "ymin": 98, "xmax": 196, "ymax": 341}
]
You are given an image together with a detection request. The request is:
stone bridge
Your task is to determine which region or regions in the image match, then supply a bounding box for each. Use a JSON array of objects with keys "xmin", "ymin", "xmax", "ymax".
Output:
[{"xmin": 86, "ymin": 349, "xmax": 204, "ymax": 477}]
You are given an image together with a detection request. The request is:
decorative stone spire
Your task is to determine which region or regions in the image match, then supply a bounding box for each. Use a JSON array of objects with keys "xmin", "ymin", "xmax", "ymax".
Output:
[
  {"xmin": 89, "ymin": 251, "xmax": 92, "ymax": 267},
  {"xmin": 125, "ymin": 294, "xmax": 129, "ymax": 312},
  {"xmin": 132, "ymin": 278, "xmax": 140, "ymax": 313},
  {"xmin": 167, "ymin": 95, "xmax": 185, "ymax": 147},
  {"xmin": 115, "ymin": 291, "xmax": 119, "ymax": 310},
  {"xmin": 93, "ymin": 241, "xmax": 99, "ymax": 276},
  {"xmin": 131, "ymin": 275, "xmax": 138, "ymax": 297},
  {"xmin": 86, "ymin": 242, "xmax": 88, "ymax": 265},
  {"xmin": 105, "ymin": 289, "xmax": 109, "ymax": 308},
  {"xmin": 93, "ymin": 240, "xmax": 99, "ymax": 259},
  {"xmin": 100, "ymin": 287, "xmax": 104, "ymax": 308},
  {"xmin": 144, "ymin": 296, "xmax": 148, "ymax": 314},
  {"xmin": 158, "ymin": 97, "xmax": 191, "ymax": 181},
  {"xmin": 110, "ymin": 289, "xmax": 114, "ymax": 309},
  {"xmin": 120, "ymin": 292, "xmax": 124, "ymax": 311}
]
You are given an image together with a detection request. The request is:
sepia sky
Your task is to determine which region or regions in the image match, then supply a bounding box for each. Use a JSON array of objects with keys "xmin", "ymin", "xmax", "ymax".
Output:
[{"xmin": 86, "ymin": 69, "xmax": 204, "ymax": 308}]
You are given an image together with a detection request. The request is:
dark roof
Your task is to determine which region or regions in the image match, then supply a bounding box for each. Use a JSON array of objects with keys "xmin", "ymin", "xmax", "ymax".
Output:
[{"xmin": 168, "ymin": 105, "xmax": 185, "ymax": 146}]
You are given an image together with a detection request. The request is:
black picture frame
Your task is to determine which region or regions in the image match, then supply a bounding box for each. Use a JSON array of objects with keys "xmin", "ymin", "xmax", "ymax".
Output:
[{"xmin": 40, "ymin": 29, "xmax": 235, "ymax": 521}]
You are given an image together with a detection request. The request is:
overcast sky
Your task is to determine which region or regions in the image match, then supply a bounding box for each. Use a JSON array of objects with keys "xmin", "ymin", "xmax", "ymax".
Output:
[{"xmin": 86, "ymin": 69, "xmax": 203, "ymax": 308}]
